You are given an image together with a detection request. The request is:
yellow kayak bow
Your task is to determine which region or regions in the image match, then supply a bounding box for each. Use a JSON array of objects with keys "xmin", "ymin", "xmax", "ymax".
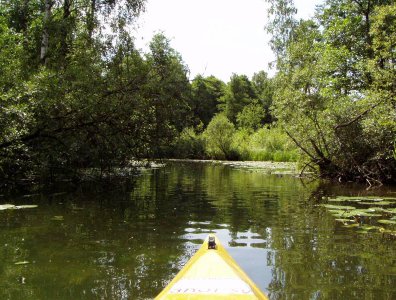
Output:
[{"xmin": 155, "ymin": 234, "xmax": 268, "ymax": 300}]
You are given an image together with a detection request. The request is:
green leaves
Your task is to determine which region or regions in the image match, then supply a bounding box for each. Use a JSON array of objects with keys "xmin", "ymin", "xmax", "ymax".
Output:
[
  {"xmin": 269, "ymin": 0, "xmax": 396, "ymax": 184},
  {"xmin": 1, "ymin": 1, "xmax": 198, "ymax": 184},
  {"xmin": 203, "ymin": 114, "xmax": 236, "ymax": 160},
  {"xmin": 264, "ymin": 0, "xmax": 297, "ymax": 59},
  {"xmin": 204, "ymin": 114, "xmax": 235, "ymax": 159},
  {"xmin": 219, "ymin": 74, "xmax": 257, "ymax": 124},
  {"xmin": 236, "ymin": 101, "xmax": 266, "ymax": 131},
  {"xmin": 190, "ymin": 75, "xmax": 225, "ymax": 127}
]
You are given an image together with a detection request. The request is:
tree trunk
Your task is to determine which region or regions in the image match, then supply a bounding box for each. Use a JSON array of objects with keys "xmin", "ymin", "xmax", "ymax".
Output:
[
  {"xmin": 40, "ymin": 0, "xmax": 53, "ymax": 64},
  {"xmin": 60, "ymin": 0, "xmax": 71, "ymax": 59},
  {"xmin": 87, "ymin": 0, "xmax": 96, "ymax": 40}
]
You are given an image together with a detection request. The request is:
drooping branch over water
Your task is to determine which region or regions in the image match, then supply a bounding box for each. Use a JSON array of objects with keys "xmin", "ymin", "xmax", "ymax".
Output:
[
  {"xmin": 0, "ymin": 0, "xmax": 395, "ymax": 188},
  {"xmin": 264, "ymin": 0, "xmax": 396, "ymax": 185}
]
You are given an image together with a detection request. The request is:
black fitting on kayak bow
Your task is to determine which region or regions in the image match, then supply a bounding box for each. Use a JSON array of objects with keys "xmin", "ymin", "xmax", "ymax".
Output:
[{"xmin": 208, "ymin": 236, "xmax": 216, "ymax": 249}]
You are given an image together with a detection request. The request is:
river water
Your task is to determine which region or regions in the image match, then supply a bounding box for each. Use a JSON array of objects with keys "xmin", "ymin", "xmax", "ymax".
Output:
[{"xmin": 0, "ymin": 161, "xmax": 395, "ymax": 299}]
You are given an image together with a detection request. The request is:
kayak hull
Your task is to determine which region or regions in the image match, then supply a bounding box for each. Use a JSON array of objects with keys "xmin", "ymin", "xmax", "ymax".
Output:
[{"xmin": 155, "ymin": 235, "xmax": 268, "ymax": 300}]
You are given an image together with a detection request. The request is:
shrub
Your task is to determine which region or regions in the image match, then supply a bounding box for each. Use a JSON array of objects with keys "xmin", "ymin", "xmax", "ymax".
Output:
[
  {"xmin": 237, "ymin": 126, "xmax": 299, "ymax": 162},
  {"xmin": 203, "ymin": 114, "xmax": 237, "ymax": 159},
  {"xmin": 172, "ymin": 127, "xmax": 206, "ymax": 159}
]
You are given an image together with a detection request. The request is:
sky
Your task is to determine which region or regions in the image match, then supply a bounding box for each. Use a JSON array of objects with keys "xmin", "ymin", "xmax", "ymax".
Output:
[{"xmin": 133, "ymin": 0, "xmax": 321, "ymax": 82}]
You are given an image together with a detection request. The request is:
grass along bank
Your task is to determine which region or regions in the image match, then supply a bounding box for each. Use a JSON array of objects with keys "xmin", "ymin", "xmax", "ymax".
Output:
[{"xmin": 171, "ymin": 121, "xmax": 299, "ymax": 162}]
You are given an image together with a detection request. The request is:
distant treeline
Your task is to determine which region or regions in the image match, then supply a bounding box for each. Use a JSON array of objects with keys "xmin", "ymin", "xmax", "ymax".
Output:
[{"xmin": 0, "ymin": 0, "xmax": 395, "ymax": 186}]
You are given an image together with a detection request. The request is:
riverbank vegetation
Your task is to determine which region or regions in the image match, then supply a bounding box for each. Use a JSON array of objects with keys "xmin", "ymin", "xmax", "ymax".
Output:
[
  {"xmin": 172, "ymin": 123, "xmax": 298, "ymax": 162},
  {"xmin": 265, "ymin": 0, "xmax": 396, "ymax": 185},
  {"xmin": 0, "ymin": 0, "xmax": 395, "ymax": 187}
]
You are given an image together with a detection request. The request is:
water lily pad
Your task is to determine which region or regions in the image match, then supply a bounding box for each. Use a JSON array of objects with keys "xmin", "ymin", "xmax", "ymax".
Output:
[
  {"xmin": 343, "ymin": 223, "xmax": 359, "ymax": 228},
  {"xmin": 380, "ymin": 197, "xmax": 396, "ymax": 201},
  {"xmin": 360, "ymin": 198, "xmax": 385, "ymax": 202},
  {"xmin": 0, "ymin": 204, "xmax": 16, "ymax": 210},
  {"xmin": 22, "ymin": 194, "xmax": 40, "ymax": 198},
  {"xmin": 328, "ymin": 196, "xmax": 396, "ymax": 203},
  {"xmin": 359, "ymin": 201, "xmax": 391, "ymax": 206},
  {"xmin": 355, "ymin": 225, "xmax": 383, "ymax": 234},
  {"xmin": 359, "ymin": 225, "xmax": 383, "ymax": 231},
  {"xmin": 368, "ymin": 207, "xmax": 386, "ymax": 212},
  {"xmin": 321, "ymin": 204, "xmax": 356, "ymax": 210},
  {"xmin": 15, "ymin": 205, "xmax": 38, "ymax": 209},
  {"xmin": 336, "ymin": 219, "xmax": 357, "ymax": 225},
  {"xmin": 329, "ymin": 210, "xmax": 345, "ymax": 216},
  {"xmin": 328, "ymin": 197, "xmax": 363, "ymax": 202},
  {"xmin": 378, "ymin": 219, "xmax": 396, "ymax": 225},
  {"xmin": 379, "ymin": 229, "xmax": 396, "ymax": 239},
  {"xmin": 333, "ymin": 209, "xmax": 382, "ymax": 218},
  {"xmin": 330, "ymin": 211, "xmax": 355, "ymax": 218},
  {"xmin": 51, "ymin": 216, "xmax": 64, "ymax": 221},
  {"xmin": 14, "ymin": 261, "xmax": 30, "ymax": 265},
  {"xmin": 353, "ymin": 211, "xmax": 382, "ymax": 217},
  {"xmin": 331, "ymin": 209, "xmax": 382, "ymax": 218},
  {"xmin": 0, "ymin": 204, "xmax": 38, "ymax": 210},
  {"xmin": 335, "ymin": 218, "xmax": 355, "ymax": 223}
]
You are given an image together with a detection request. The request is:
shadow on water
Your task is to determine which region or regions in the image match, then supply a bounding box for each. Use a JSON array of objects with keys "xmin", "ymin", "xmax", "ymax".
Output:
[{"xmin": 0, "ymin": 161, "xmax": 395, "ymax": 299}]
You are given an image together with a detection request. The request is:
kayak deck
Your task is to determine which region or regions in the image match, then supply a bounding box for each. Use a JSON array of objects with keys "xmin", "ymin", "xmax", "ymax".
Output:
[{"xmin": 155, "ymin": 235, "xmax": 268, "ymax": 300}]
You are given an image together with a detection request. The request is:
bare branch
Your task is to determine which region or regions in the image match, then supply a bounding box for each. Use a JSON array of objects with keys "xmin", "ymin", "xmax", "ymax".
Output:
[
  {"xmin": 285, "ymin": 130, "xmax": 316, "ymax": 160},
  {"xmin": 334, "ymin": 103, "xmax": 379, "ymax": 130}
]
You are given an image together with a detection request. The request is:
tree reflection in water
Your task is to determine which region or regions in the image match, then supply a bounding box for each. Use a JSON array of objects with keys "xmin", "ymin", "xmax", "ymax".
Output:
[{"xmin": 0, "ymin": 161, "xmax": 394, "ymax": 299}]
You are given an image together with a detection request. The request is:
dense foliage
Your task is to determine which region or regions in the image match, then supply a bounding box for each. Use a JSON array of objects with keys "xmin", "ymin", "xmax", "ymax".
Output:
[
  {"xmin": 0, "ymin": 0, "xmax": 193, "ymax": 186},
  {"xmin": 1, "ymin": 0, "xmax": 394, "ymax": 187},
  {"xmin": 0, "ymin": 0, "xmax": 282, "ymax": 188},
  {"xmin": 266, "ymin": 0, "xmax": 396, "ymax": 185}
]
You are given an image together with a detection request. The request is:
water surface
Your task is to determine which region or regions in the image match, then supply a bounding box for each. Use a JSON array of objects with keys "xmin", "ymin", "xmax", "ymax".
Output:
[{"xmin": 0, "ymin": 161, "xmax": 395, "ymax": 299}]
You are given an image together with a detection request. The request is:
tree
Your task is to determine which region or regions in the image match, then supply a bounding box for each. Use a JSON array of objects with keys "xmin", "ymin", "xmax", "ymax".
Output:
[
  {"xmin": 203, "ymin": 114, "xmax": 237, "ymax": 160},
  {"xmin": 0, "ymin": 1, "xmax": 194, "ymax": 185},
  {"xmin": 190, "ymin": 75, "xmax": 225, "ymax": 127},
  {"xmin": 144, "ymin": 33, "xmax": 192, "ymax": 157},
  {"xmin": 268, "ymin": 0, "xmax": 396, "ymax": 184},
  {"xmin": 252, "ymin": 71, "xmax": 275, "ymax": 124},
  {"xmin": 265, "ymin": 0, "xmax": 297, "ymax": 61},
  {"xmin": 218, "ymin": 74, "xmax": 257, "ymax": 123},
  {"xmin": 172, "ymin": 127, "xmax": 206, "ymax": 159},
  {"xmin": 236, "ymin": 100, "xmax": 266, "ymax": 131},
  {"xmin": 0, "ymin": 15, "xmax": 30, "ymax": 180}
]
